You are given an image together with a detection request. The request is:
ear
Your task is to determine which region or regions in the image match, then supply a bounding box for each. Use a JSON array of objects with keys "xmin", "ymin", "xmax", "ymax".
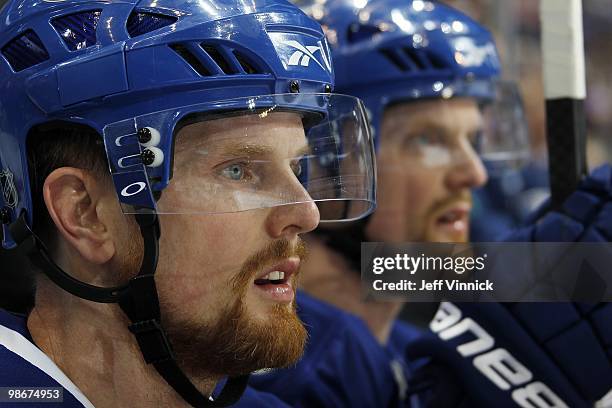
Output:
[{"xmin": 43, "ymin": 167, "xmax": 116, "ymax": 264}]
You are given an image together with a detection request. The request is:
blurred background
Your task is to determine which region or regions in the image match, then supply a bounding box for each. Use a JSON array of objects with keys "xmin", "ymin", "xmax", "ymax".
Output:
[
  {"xmin": 441, "ymin": 0, "xmax": 612, "ymax": 241},
  {"xmin": 444, "ymin": 0, "xmax": 612, "ymax": 166},
  {"xmin": 1, "ymin": 0, "xmax": 611, "ymax": 313}
]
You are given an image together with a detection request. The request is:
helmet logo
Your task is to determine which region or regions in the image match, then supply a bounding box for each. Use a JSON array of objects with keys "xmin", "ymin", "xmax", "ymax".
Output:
[
  {"xmin": 121, "ymin": 182, "xmax": 147, "ymax": 197},
  {"xmin": 453, "ymin": 38, "xmax": 498, "ymax": 68},
  {"xmin": 283, "ymin": 40, "xmax": 330, "ymax": 71},
  {"xmin": 0, "ymin": 169, "xmax": 18, "ymax": 209}
]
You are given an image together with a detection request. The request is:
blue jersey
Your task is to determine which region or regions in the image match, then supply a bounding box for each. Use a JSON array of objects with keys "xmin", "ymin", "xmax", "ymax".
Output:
[
  {"xmin": 0, "ymin": 309, "xmax": 93, "ymax": 407},
  {"xmin": 250, "ymin": 295, "xmax": 612, "ymax": 408},
  {"xmin": 250, "ymin": 291, "xmax": 410, "ymax": 407},
  {"xmin": 0, "ymin": 309, "xmax": 294, "ymax": 408},
  {"xmin": 386, "ymin": 321, "xmax": 429, "ymax": 407},
  {"xmin": 231, "ymin": 386, "xmax": 292, "ymax": 407},
  {"xmin": 251, "ymin": 166, "xmax": 612, "ymax": 407},
  {"xmin": 402, "ymin": 302, "xmax": 612, "ymax": 408}
]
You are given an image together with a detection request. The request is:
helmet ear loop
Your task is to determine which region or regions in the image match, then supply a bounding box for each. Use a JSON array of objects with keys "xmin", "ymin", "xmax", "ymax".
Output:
[
  {"xmin": 4, "ymin": 211, "xmax": 162, "ymax": 304},
  {"xmin": 8, "ymin": 211, "xmax": 130, "ymax": 302}
]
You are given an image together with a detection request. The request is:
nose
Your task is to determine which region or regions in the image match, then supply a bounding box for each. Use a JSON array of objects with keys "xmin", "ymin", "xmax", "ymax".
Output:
[
  {"xmin": 265, "ymin": 200, "xmax": 321, "ymax": 239},
  {"xmin": 265, "ymin": 172, "xmax": 321, "ymax": 239},
  {"xmin": 445, "ymin": 139, "xmax": 488, "ymax": 191}
]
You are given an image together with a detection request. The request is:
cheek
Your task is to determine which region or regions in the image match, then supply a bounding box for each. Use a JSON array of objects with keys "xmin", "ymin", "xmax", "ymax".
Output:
[
  {"xmin": 374, "ymin": 151, "xmax": 409, "ymax": 215},
  {"xmin": 366, "ymin": 167, "xmax": 412, "ymax": 241},
  {"xmin": 366, "ymin": 164, "xmax": 445, "ymax": 241},
  {"xmin": 401, "ymin": 167, "xmax": 438, "ymax": 215},
  {"xmin": 154, "ymin": 214, "xmax": 264, "ymax": 316}
]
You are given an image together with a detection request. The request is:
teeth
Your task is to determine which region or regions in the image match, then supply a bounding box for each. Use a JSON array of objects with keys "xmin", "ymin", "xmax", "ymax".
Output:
[
  {"xmin": 440, "ymin": 212, "xmax": 460, "ymax": 223},
  {"xmin": 261, "ymin": 271, "xmax": 285, "ymax": 281}
]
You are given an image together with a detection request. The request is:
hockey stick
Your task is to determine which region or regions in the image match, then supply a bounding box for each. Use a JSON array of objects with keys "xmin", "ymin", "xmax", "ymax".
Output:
[{"xmin": 540, "ymin": 0, "xmax": 588, "ymax": 208}]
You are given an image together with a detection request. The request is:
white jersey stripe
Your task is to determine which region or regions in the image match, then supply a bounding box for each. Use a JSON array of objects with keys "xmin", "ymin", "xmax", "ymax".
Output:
[
  {"xmin": 0, "ymin": 324, "xmax": 95, "ymax": 408},
  {"xmin": 596, "ymin": 387, "xmax": 612, "ymax": 408}
]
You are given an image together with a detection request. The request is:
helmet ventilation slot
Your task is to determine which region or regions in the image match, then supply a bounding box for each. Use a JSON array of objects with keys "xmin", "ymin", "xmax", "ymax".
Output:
[
  {"xmin": 2, "ymin": 30, "xmax": 49, "ymax": 72},
  {"xmin": 127, "ymin": 11, "xmax": 178, "ymax": 37},
  {"xmin": 51, "ymin": 10, "xmax": 102, "ymax": 51},
  {"xmin": 170, "ymin": 42, "xmax": 267, "ymax": 77},
  {"xmin": 169, "ymin": 44, "xmax": 212, "ymax": 76},
  {"xmin": 379, "ymin": 47, "xmax": 449, "ymax": 72}
]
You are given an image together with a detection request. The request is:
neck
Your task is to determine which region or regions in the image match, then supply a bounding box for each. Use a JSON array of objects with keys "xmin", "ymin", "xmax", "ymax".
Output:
[
  {"xmin": 300, "ymin": 237, "xmax": 403, "ymax": 345},
  {"xmin": 28, "ymin": 276, "xmax": 219, "ymax": 408}
]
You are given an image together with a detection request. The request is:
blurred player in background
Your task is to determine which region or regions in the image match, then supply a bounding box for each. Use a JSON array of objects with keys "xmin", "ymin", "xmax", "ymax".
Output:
[{"xmin": 251, "ymin": 0, "xmax": 612, "ymax": 406}]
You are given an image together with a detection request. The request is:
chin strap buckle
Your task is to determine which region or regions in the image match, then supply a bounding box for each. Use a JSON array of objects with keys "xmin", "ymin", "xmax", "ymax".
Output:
[
  {"xmin": 128, "ymin": 318, "xmax": 175, "ymax": 364},
  {"xmin": 122, "ymin": 273, "xmax": 175, "ymax": 365}
]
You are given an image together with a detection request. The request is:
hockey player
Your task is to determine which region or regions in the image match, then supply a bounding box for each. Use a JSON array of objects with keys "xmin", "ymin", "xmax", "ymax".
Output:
[
  {"xmin": 250, "ymin": 0, "xmax": 612, "ymax": 406},
  {"xmin": 0, "ymin": 0, "xmax": 377, "ymax": 406}
]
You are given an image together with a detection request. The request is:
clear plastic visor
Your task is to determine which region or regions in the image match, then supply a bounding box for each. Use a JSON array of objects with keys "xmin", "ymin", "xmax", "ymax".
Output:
[
  {"xmin": 378, "ymin": 81, "xmax": 530, "ymax": 173},
  {"xmin": 103, "ymin": 94, "xmax": 376, "ymax": 222}
]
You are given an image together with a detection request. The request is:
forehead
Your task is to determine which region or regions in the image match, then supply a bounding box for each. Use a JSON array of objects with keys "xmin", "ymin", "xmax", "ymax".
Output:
[
  {"xmin": 174, "ymin": 111, "xmax": 307, "ymax": 153},
  {"xmin": 382, "ymin": 98, "xmax": 482, "ymax": 133}
]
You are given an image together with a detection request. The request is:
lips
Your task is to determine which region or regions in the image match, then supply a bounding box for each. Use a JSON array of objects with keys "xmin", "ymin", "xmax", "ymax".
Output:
[
  {"xmin": 252, "ymin": 257, "xmax": 300, "ymax": 303},
  {"xmin": 433, "ymin": 202, "xmax": 471, "ymax": 238},
  {"xmin": 254, "ymin": 257, "xmax": 300, "ymax": 285},
  {"xmin": 437, "ymin": 208, "xmax": 469, "ymax": 224}
]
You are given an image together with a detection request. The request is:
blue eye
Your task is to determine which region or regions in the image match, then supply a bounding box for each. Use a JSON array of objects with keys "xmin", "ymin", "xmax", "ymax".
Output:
[
  {"xmin": 469, "ymin": 131, "xmax": 483, "ymax": 153},
  {"xmin": 222, "ymin": 163, "xmax": 246, "ymax": 180},
  {"xmin": 402, "ymin": 133, "xmax": 435, "ymax": 150},
  {"xmin": 415, "ymin": 134, "xmax": 431, "ymax": 146},
  {"xmin": 291, "ymin": 160, "xmax": 302, "ymax": 178},
  {"xmin": 294, "ymin": 156, "xmax": 310, "ymax": 184}
]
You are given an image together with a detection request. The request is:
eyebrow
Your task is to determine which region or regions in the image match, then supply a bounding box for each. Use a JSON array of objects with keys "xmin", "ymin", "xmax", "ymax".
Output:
[
  {"xmin": 294, "ymin": 145, "xmax": 312, "ymax": 158},
  {"xmin": 396, "ymin": 117, "xmax": 483, "ymax": 136},
  {"xmin": 220, "ymin": 143, "xmax": 311, "ymax": 158},
  {"xmin": 221, "ymin": 143, "xmax": 273, "ymax": 157}
]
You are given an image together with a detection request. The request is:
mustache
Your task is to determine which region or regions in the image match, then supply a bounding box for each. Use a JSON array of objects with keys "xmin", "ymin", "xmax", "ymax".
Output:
[
  {"xmin": 427, "ymin": 191, "xmax": 472, "ymax": 218},
  {"xmin": 231, "ymin": 238, "xmax": 308, "ymax": 293}
]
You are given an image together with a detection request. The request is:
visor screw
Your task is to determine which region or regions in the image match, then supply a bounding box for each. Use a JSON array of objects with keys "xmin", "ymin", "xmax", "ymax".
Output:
[
  {"xmin": 137, "ymin": 127, "xmax": 152, "ymax": 144},
  {"xmin": 289, "ymin": 80, "xmax": 300, "ymax": 93},
  {"xmin": 324, "ymin": 84, "xmax": 332, "ymax": 93},
  {"xmin": 0, "ymin": 208, "xmax": 10, "ymax": 225},
  {"xmin": 141, "ymin": 149, "xmax": 156, "ymax": 166}
]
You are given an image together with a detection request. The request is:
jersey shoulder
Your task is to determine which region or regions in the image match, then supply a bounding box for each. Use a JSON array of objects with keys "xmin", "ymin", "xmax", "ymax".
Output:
[
  {"xmin": 0, "ymin": 309, "xmax": 93, "ymax": 408},
  {"xmin": 250, "ymin": 291, "xmax": 396, "ymax": 407},
  {"xmin": 297, "ymin": 290, "xmax": 374, "ymax": 348},
  {"xmin": 232, "ymin": 386, "xmax": 292, "ymax": 407},
  {"xmin": 388, "ymin": 319, "xmax": 425, "ymax": 356}
]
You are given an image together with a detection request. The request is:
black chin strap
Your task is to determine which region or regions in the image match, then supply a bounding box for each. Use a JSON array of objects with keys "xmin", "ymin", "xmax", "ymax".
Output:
[{"xmin": 8, "ymin": 212, "xmax": 248, "ymax": 407}]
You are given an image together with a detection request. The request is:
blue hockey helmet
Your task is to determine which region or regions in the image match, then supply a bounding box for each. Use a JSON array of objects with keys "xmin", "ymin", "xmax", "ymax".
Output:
[
  {"xmin": 0, "ymin": 0, "xmax": 376, "ymax": 249},
  {"xmin": 298, "ymin": 0, "xmax": 529, "ymax": 163},
  {"xmin": 287, "ymin": 0, "xmax": 530, "ymax": 271}
]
